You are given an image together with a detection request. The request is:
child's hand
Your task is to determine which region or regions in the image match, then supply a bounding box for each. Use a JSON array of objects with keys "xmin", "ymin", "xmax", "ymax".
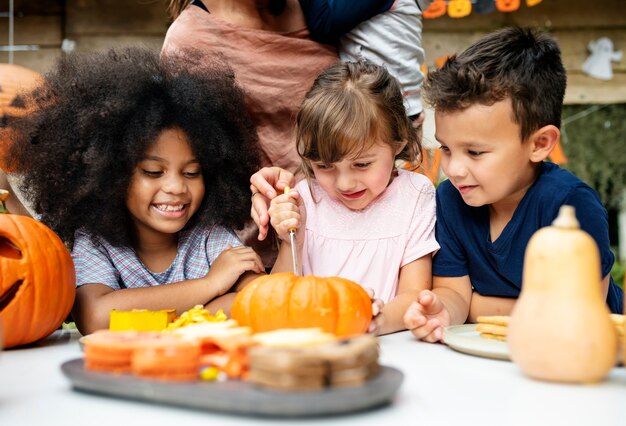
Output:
[
  {"xmin": 268, "ymin": 189, "xmax": 305, "ymax": 245},
  {"xmin": 364, "ymin": 287, "xmax": 385, "ymax": 335},
  {"xmin": 205, "ymin": 245, "xmax": 264, "ymax": 295},
  {"xmin": 403, "ymin": 290, "xmax": 451, "ymax": 343},
  {"xmin": 250, "ymin": 167, "xmax": 295, "ymax": 241}
]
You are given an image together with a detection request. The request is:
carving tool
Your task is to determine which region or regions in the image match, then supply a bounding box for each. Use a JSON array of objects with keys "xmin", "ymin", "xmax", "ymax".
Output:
[{"xmin": 284, "ymin": 186, "xmax": 298, "ymax": 274}]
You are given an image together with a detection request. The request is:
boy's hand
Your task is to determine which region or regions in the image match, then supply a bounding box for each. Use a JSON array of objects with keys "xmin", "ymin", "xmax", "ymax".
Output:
[
  {"xmin": 403, "ymin": 290, "xmax": 451, "ymax": 343},
  {"xmin": 364, "ymin": 287, "xmax": 385, "ymax": 335},
  {"xmin": 250, "ymin": 167, "xmax": 295, "ymax": 241},
  {"xmin": 268, "ymin": 189, "xmax": 304, "ymax": 245},
  {"xmin": 205, "ymin": 245, "xmax": 264, "ymax": 295}
]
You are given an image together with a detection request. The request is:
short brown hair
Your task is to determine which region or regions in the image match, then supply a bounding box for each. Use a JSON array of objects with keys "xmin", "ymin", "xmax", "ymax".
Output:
[
  {"xmin": 424, "ymin": 27, "xmax": 566, "ymax": 142},
  {"xmin": 296, "ymin": 60, "xmax": 421, "ymax": 177}
]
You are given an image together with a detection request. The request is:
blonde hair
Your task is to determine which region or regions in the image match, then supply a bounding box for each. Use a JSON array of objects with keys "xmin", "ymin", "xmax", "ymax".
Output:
[{"xmin": 296, "ymin": 60, "xmax": 421, "ymax": 179}]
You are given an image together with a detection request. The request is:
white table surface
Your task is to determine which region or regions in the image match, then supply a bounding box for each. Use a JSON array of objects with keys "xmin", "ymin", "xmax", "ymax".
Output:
[{"xmin": 1, "ymin": 329, "xmax": 625, "ymax": 426}]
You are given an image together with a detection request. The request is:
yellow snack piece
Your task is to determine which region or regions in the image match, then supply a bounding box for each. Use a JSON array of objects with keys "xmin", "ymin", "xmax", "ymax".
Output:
[
  {"xmin": 165, "ymin": 305, "xmax": 227, "ymax": 331},
  {"xmin": 200, "ymin": 367, "xmax": 220, "ymax": 381},
  {"xmin": 109, "ymin": 309, "xmax": 176, "ymax": 332}
]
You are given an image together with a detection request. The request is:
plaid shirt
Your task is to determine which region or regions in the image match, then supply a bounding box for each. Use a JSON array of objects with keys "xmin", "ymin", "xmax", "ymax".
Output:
[{"xmin": 72, "ymin": 224, "xmax": 242, "ymax": 289}]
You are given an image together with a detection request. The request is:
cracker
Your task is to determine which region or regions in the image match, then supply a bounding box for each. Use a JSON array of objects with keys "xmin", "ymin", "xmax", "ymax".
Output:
[
  {"xmin": 479, "ymin": 332, "xmax": 507, "ymax": 342},
  {"xmin": 476, "ymin": 315, "xmax": 510, "ymax": 326},
  {"xmin": 475, "ymin": 323, "xmax": 508, "ymax": 337}
]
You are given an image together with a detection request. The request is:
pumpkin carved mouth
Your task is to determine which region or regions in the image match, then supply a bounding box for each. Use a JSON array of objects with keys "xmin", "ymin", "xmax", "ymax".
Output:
[{"xmin": 0, "ymin": 280, "xmax": 23, "ymax": 313}]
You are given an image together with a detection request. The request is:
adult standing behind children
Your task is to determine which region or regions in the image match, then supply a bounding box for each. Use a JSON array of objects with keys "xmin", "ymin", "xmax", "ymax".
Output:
[
  {"xmin": 250, "ymin": 0, "xmax": 434, "ymax": 241},
  {"xmin": 5, "ymin": 48, "xmax": 265, "ymax": 335},
  {"xmin": 162, "ymin": 0, "xmax": 338, "ymax": 173},
  {"xmin": 404, "ymin": 27, "xmax": 624, "ymax": 342},
  {"xmin": 300, "ymin": 0, "xmax": 432, "ymax": 126}
]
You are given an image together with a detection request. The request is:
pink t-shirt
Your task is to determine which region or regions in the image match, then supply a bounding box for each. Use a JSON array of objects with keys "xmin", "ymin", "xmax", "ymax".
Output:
[
  {"xmin": 161, "ymin": 5, "xmax": 338, "ymax": 172},
  {"xmin": 297, "ymin": 169, "xmax": 439, "ymax": 303}
]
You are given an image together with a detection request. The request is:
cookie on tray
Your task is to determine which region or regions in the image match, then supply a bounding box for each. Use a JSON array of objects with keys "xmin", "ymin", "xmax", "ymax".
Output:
[
  {"xmin": 247, "ymin": 328, "xmax": 336, "ymax": 389},
  {"xmin": 248, "ymin": 343, "xmax": 328, "ymax": 391},
  {"xmin": 248, "ymin": 331, "xmax": 380, "ymax": 391},
  {"xmin": 317, "ymin": 335, "xmax": 379, "ymax": 387}
]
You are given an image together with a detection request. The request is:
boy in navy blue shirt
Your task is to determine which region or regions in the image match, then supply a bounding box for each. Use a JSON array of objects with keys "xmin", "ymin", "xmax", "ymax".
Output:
[{"xmin": 404, "ymin": 27, "xmax": 624, "ymax": 342}]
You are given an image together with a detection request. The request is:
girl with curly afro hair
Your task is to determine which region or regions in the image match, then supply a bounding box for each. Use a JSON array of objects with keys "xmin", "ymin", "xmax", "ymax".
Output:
[{"xmin": 4, "ymin": 47, "xmax": 264, "ymax": 334}]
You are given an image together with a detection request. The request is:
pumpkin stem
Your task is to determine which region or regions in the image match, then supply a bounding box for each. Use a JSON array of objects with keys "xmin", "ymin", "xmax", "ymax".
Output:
[{"xmin": 0, "ymin": 189, "xmax": 9, "ymax": 214}]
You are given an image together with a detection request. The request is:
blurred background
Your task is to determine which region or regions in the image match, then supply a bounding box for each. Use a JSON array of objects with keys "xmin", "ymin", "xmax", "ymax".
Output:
[{"xmin": 0, "ymin": 0, "xmax": 624, "ymax": 284}]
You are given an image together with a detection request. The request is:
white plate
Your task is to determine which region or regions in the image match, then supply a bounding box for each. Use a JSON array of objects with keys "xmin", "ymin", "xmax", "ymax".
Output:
[
  {"xmin": 78, "ymin": 336, "xmax": 88, "ymax": 351},
  {"xmin": 443, "ymin": 324, "xmax": 510, "ymax": 361}
]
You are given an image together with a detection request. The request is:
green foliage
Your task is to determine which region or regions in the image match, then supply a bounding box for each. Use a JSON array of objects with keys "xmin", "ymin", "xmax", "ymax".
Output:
[{"xmin": 561, "ymin": 104, "xmax": 626, "ymax": 209}]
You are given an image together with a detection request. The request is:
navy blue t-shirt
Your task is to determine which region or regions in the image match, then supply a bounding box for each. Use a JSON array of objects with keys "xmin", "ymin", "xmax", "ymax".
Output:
[
  {"xmin": 433, "ymin": 162, "xmax": 623, "ymax": 313},
  {"xmin": 299, "ymin": 0, "xmax": 395, "ymax": 43}
]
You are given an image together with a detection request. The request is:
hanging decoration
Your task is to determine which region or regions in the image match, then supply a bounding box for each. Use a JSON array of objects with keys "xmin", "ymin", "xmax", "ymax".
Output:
[
  {"xmin": 448, "ymin": 0, "xmax": 472, "ymax": 18},
  {"xmin": 582, "ymin": 37, "xmax": 623, "ymax": 81},
  {"xmin": 423, "ymin": 0, "xmax": 447, "ymax": 19},
  {"xmin": 495, "ymin": 0, "xmax": 520, "ymax": 12},
  {"xmin": 423, "ymin": 0, "xmax": 543, "ymax": 19}
]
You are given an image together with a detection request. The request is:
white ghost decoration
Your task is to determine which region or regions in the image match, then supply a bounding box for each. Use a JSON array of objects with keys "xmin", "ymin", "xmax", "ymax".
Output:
[{"xmin": 582, "ymin": 37, "xmax": 623, "ymax": 80}]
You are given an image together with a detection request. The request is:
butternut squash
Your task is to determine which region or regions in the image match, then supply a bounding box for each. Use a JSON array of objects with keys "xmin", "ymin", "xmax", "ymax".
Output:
[{"xmin": 508, "ymin": 205, "xmax": 617, "ymax": 383}]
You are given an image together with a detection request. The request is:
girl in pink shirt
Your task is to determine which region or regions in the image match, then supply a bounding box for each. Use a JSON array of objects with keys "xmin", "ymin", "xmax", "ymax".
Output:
[{"xmin": 267, "ymin": 60, "xmax": 439, "ymax": 334}]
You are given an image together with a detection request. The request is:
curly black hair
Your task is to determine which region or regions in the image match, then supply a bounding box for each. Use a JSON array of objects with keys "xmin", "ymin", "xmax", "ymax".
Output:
[{"xmin": 5, "ymin": 47, "xmax": 260, "ymax": 246}]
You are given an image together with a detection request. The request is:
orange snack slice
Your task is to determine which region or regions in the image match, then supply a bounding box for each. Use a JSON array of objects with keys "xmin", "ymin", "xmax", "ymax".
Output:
[
  {"xmin": 84, "ymin": 330, "xmax": 162, "ymax": 373},
  {"xmin": 132, "ymin": 336, "xmax": 201, "ymax": 382}
]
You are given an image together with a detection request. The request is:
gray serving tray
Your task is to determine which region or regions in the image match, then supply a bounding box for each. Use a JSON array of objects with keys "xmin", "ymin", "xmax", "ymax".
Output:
[{"xmin": 61, "ymin": 358, "xmax": 404, "ymax": 418}]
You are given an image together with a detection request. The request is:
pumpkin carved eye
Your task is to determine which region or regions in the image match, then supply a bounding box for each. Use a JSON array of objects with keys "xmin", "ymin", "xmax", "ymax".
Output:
[{"xmin": 0, "ymin": 236, "xmax": 22, "ymax": 259}]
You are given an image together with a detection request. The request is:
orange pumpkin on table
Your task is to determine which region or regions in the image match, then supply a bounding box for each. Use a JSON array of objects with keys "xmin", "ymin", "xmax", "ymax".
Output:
[
  {"xmin": 231, "ymin": 273, "xmax": 372, "ymax": 337},
  {"xmin": 0, "ymin": 190, "xmax": 75, "ymax": 348}
]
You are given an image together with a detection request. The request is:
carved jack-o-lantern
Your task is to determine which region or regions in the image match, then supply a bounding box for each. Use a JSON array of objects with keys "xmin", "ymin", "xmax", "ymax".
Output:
[
  {"xmin": 0, "ymin": 190, "xmax": 75, "ymax": 348},
  {"xmin": 0, "ymin": 64, "xmax": 42, "ymax": 173},
  {"xmin": 0, "ymin": 63, "xmax": 41, "ymax": 120}
]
